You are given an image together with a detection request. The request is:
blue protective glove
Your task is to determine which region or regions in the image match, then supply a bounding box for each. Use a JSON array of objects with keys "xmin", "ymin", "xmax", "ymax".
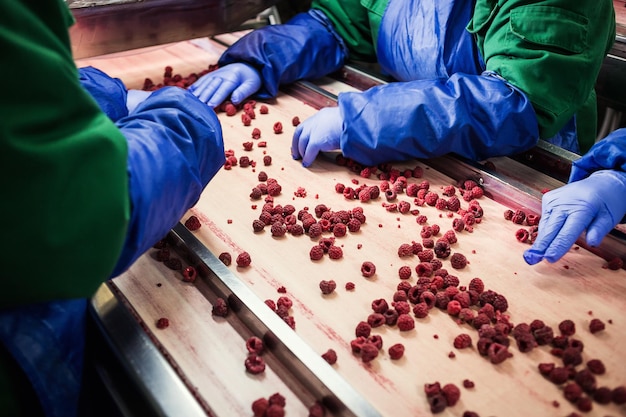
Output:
[
  {"xmin": 189, "ymin": 63, "xmax": 261, "ymax": 108},
  {"xmin": 291, "ymin": 107, "xmax": 342, "ymax": 167},
  {"xmin": 126, "ymin": 89, "xmax": 152, "ymax": 114},
  {"xmin": 111, "ymin": 86, "xmax": 225, "ymax": 276},
  {"xmin": 523, "ymin": 169, "xmax": 626, "ymax": 265},
  {"xmin": 216, "ymin": 10, "xmax": 348, "ymax": 99}
]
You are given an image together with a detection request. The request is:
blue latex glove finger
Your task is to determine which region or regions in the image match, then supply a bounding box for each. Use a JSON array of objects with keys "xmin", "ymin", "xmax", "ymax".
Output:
[
  {"xmin": 524, "ymin": 170, "xmax": 626, "ymax": 265},
  {"xmin": 189, "ymin": 63, "xmax": 261, "ymax": 107},
  {"xmin": 291, "ymin": 107, "xmax": 342, "ymax": 167},
  {"xmin": 126, "ymin": 89, "xmax": 152, "ymax": 114}
]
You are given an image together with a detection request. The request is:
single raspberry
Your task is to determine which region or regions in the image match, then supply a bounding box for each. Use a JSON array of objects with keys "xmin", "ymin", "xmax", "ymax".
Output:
[
  {"xmin": 453, "ymin": 333, "xmax": 472, "ymax": 349},
  {"xmin": 321, "ymin": 349, "xmax": 337, "ymax": 365},
  {"xmin": 361, "ymin": 261, "xmax": 376, "ymax": 277},
  {"xmin": 182, "ymin": 266, "xmax": 197, "ymax": 282},
  {"xmin": 398, "ymin": 265, "xmax": 412, "ymax": 279},
  {"xmin": 212, "ymin": 297, "xmax": 229, "ymax": 317},
  {"xmin": 236, "ymin": 252, "xmax": 252, "ymax": 267},
  {"xmin": 246, "ymin": 336, "xmax": 264, "ymax": 355},
  {"xmin": 328, "ymin": 245, "xmax": 343, "ymax": 260},
  {"xmin": 360, "ymin": 342, "xmax": 379, "ymax": 363},
  {"xmin": 355, "ymin": 321, "xmax": 371, "ymax": 338},
  {"xmin": 388, "ymin": 343, "xmax": 405, "ymax": 360},
  {"xmin": 259, "ymin": 104, "xmax": 269, "ymax": 114},
  {"xmin": 252, "ymin": 128, "xmax": 261, "ymax": 139},
  {"xmin": 292, "ymin": 116, "xmax": 300, "ymax": 126},
  {"xmin": 397, "ymin": 313, "xmax": 415, "ymax": 331},
  {"xmin": 156, "ymin": 317, "xmax": 169, "ymax": 329},
  {"xmin": 245, "ymin": 354, "xmax": 266, "ymax": 374},
  {"xmin": 319, "ymin": 280, "xmax": 337, "ymax": 294},
  {"xmin": 251, "ymin": 397, "xmax": 269, "ymax": 417},
  {"xmin": 273, "ymin": 122, "xmax": 283, "ymax": 134},
  {"xmin": 218, "ymin": 252, "xmax": 231, "ymax": 266},
  {"xmin": 184, "ymin": 215, "xmax": 201, "ymax": 231},
  {"xmin": 224, "ymin": 103, "xmax": 237, "ymax": 116},
  {"xmin": 589, "ymin": 318, "xmax": 605, "ymax": 334},
  {"xmin": 442, "ymin": 383, "xmax": 461, "ymax": 406},
  {"xmin": 450, "ymin": 253, "xmax": 468, "ymax": 269}
]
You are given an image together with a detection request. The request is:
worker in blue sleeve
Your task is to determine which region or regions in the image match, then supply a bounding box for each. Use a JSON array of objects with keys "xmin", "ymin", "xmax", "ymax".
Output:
[
  {"xmin": 524, "ymin": 128, "xmax": 626, "ymax": 265},
  {"xmin": 190, "ymin": 0, "xmax": 615, "ymax": 167},
  {"xmin": 0, "ymin": 0, "xmax": 225, "ymax": 415}
]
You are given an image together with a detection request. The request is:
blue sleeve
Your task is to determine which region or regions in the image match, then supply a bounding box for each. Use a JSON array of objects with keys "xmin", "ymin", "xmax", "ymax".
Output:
[
  {"xmin": 218, "ymin": 10, "xmax": 348, "ymax": 98},
  {"xmin": 78, "ymin": 66, "xmax": 128, "ymax": 122},
  {"xmin": 111, "ymin": 87, "xmax": 225, "ymax": 276},
  {"xmin": 569, "ymin": 128, "xmax": 626, "ymax": 182},
  {"xmin": 338, "ymin": 71, "xmax": 539, "ymax": 165}
]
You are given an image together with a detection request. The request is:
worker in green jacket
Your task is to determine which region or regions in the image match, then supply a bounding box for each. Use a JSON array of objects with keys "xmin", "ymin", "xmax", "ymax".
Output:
[
  {"xmin": 191, "ymin": 0, "xmax": 615, "ymax": 167},
  {"xmin": 0, "ymin": 0, "xmax": 225, "ymax": 415}
]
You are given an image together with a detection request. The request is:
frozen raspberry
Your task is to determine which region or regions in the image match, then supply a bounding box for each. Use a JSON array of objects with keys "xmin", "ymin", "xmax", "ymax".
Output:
[
  {"xmin": 184, "ymin": 215, "xmax": 202, "ymax": 231},
  {"xmin": 397, "ymin": 265, "xmax": 412, "ymax": 280},
  {"xmin": 273, "ymin": 122, "xmax": 283, "ymax": 134},
  {"xmin": 360, "ymin": 342, "xmax": 379, "ymax": 363},
  {"xmin": 453, "ymin": 333, "xmax": 472, "ymax": 349},
  {"xmin": 238, "ymin": 156, "xmax": 251, "ymax": 168},
  {"xmin": 450, "ymin": 253, "xmax": 468, "ymax": 269},
  {"xmin": 224, "ymin": 103, "xmax": 237, "ymax": 116},
  {"xmin": 612, "ymin": 386, "xmax": 626, "ymax": 404},
  {"xmin": 212, "ymin": 297, "xmax": 229, "ymax": 317},
  {"xmin": 319, "ymin": 280, "xmax": 337, "ymax": 294},
  {"xmin": 292, "ymin": 116, "xmax": 300, "ymax": 126},
  {"xmin": 397, "ymin": 313, "xmax": 415, "ymax": 331},
  {"xmin": 589, "ymin": 318, "xmax": 605, "ymax": 334},
  {"xmin": 259, "ymin": 104, "xmax": 269, "ymax": 114},
  {"xmin": 246, "ymin": 336, "xmax": 264, "ymax": 354},
  {"xmin": 321, "ymin": 349, "xmax": 337, "ymax": 365},
  {"xmin": 388, "ymin": 343, "xmax": 405, "ymax": 360},
  {"xmin": 328, "ymin": 245, "xmax": 343, "ymax": 260},
  {"xmin": 252, "ymin": 397, "xmax": 269, "ymax": 417},
  {"xmin": 252, "ymin": 128, "xmax": 261, "ymax": 139},
  {"xmin": 236, "ymin": 252, "xmax": 252, "ymax": 267},
  {"xmin": 361, "ymin": 261, "xmax": 376, "ymax": 277},
  {"xmin": 218, "ymin": 252, "xmax": 231, "ymax": 266},
  {"xmin": 182, "ymin": 266, "xmax": 197, "ymax": 283},
  {"xmin": 245, "ymin": 354, "xmax": 266, "ymax": 374},
  {"xmin": 156, "ymin": 317, "xmax": 169, "ymax": 329},
  {"xmin": 345, "ymin": 282, "xmax": 355, "ymax": 291},
  {"xmin": 606, "ymin": 257, "xmax": 624, "ymax": 270},
  {"xmin": 355, "ymin": 321, "xmax": 371, "ymax": 338},
  {"xmin": 442, "ymin": 383, "xmax": 461, "ymax": 406}
]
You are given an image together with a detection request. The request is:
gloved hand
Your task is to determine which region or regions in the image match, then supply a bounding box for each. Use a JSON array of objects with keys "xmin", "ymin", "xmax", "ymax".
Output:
[
  {"xmin": 291, "ymin": 107, "xmax": 343, "ymax": 167},
  {"xmin": 189, "ymin": 63, "xmax": 261, "ymax": 108},
  {"xmin": 523, "ymin": 169, "xmax": 626, "ymax": 265},
  {"xmin": 111, "ymin": 87, "xmax": 225, "ymax": 276},
  {"xmin": 126, "ymin": 89, "xmax": 152, "ymax": 114}
]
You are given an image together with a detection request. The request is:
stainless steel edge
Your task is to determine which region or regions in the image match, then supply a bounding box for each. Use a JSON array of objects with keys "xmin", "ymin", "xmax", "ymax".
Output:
[
  {"xmin": 168, "ymin": 223, "xmax": 383, "ymax": 417},
  {"xmin": 90, "ymin": 283, "xmax": 208, "ymax": 417}
]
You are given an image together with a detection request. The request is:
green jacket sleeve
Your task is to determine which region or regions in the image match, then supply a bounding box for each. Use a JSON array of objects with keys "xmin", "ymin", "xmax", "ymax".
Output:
[
  {"xmin": 0, "ymin": 0, "xmax": 130, "ymax": 307},
  {"xmin": 467, "ymin": 0, "xmax": 615, "ymax": 143},
  {"xmin": 311, "ymin": 0, "xmax": 379, "ymax": 61}
]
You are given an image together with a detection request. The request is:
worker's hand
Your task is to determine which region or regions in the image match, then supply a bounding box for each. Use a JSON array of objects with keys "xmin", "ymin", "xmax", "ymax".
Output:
[
  {"xmin": 291, "ymin": 107, "xmax": 342, "ymax": 167},
  {"xmin": 189, "ymin": 63, "xmax": 261, "ymax": 108},
  {"xmin": 523, "ymin": 170, "xmax": 626, "ymax": 265},
  {"xmin": 126, "ymin": 90, "xmax": 152, "ymax": 114}
]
